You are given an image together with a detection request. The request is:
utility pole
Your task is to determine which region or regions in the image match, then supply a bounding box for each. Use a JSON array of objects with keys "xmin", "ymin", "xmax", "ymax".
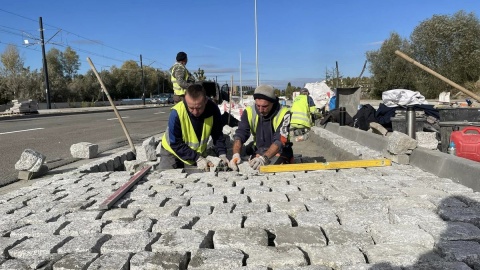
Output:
[
  {"xmin": 140, "ymin": 54, "xmax": 145, "ymax": 105},
  {"xmin": 39, "ymin": 17, "xmax": 51, "ymax": 109}
]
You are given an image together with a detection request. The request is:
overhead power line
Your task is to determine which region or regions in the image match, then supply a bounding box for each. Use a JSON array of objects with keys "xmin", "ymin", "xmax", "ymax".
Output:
[{"xmin": 0, "ymin": 8, "xmax": 166, "ymax": 69}]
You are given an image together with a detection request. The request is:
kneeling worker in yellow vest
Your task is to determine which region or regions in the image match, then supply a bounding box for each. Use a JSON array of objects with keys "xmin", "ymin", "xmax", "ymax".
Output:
[
  {"xmin": 290, "ymin": 88, "xmax": 316, "ymax": 141},
  {"xmin": 228, "ymin": 85, "xmax": 293, "ymax": 171},
  {"xmin": 158, "ymin": 84, "xmax": 229, "ymax": 171}
]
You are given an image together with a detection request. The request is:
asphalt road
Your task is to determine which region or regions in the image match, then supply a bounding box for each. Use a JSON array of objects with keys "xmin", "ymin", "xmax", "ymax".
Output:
[{"xmin": 0, "ymin": 106, "xmax": 171, "ymax": 186}]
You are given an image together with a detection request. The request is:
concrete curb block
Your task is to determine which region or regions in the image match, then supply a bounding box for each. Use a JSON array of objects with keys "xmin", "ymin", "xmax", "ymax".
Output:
[
  {"xmin": 409, "ymin": 148, "xmax": 447, "ymax": 176},
  {"xmin": 411, "ymin": 147, "xmax": 480, "ymax": 191}
]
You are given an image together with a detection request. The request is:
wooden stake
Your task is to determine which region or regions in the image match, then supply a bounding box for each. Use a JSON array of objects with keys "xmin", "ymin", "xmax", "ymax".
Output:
[
  {"xmin": 395, "ymin": 50, "xmax": 480, "ymax": 102},
  {"xmin": 87, "ymin": 57, "xmax": 136, "ymax": 154}
]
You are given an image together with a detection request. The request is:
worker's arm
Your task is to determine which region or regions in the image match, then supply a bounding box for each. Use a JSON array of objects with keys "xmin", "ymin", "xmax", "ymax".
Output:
[
  {"xmin": 173, "ymin": 65, "xmax": 194, "ymax": 90},
  {"xmin": 262, "ymin": 143, "xmax": 280, "ymax": 160},
  {"xmin": 167, "ymin": 110, "xmax": 200, "ymax": 162},
  {"xmin": 265, "ymin": 112, "xmax": 291, "ymax": 159},
  {"xmin": 232, "ymin": 139, "xmax": 243, "ymax": 155}
]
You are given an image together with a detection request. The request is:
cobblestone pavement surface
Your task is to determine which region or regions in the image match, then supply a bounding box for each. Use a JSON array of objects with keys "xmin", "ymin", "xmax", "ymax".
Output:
[{"xmin": 1, "ymin": 133, "xmax": 480, "ymax": 269}]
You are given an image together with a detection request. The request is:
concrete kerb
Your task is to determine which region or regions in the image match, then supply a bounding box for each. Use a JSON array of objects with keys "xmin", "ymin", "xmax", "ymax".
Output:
[
  {"xmin": 321, "ymin": 123, "xmax": 480, "ymax": 192},
  {"xmin": 411, "ymin": 147, "xmax": 480, "ymax": 191},
  {"xmin": 409, "ymin": 147, "xmax": 448, "ymax": 176}
]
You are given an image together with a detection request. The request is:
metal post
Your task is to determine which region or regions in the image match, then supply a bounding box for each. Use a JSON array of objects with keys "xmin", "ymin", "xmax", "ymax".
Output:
[
  {"xmin": 140, "ymin": 54, "xmax": 145, "ymax": 105},
  {"xmin": 39, "ymin": 17, "xmax": 51, "ymax": 109},
  {"xmin": 254, "ymin": 0, "xmax": 259, "ymax": 87},
  {"xmin": 339, "ymin": 107, "xmax": 346, "ymax": 126},
  {"xmin": 156, "ymin": 69, "xmax": 160, "ymax": 96},
  {"xmin": 335, "ymin": 61, "xmax": 339, "ymax": 88},
  {"xmin": 406, "ymin": 106, "xmax": 416, "ymax": 139},
  {"xmin": 240, "ymin": 52, "xmax": 243, "ymax": 103}
]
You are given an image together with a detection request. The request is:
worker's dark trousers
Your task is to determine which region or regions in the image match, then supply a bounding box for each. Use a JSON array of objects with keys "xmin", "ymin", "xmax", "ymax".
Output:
[{"xmin": 157, "ymin": 145, "xmax": 185, "ymax": 170}]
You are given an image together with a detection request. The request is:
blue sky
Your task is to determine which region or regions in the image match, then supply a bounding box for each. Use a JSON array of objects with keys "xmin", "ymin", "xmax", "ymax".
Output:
[{"xmin": 0, "ymin": 0, "xmax": 479, "ymax": 90}]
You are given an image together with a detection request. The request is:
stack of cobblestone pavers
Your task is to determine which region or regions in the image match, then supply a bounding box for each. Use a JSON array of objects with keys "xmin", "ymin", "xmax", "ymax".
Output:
[{"xmin": 1, "ymin": 130, "xmax": 480, "ymax": 269}]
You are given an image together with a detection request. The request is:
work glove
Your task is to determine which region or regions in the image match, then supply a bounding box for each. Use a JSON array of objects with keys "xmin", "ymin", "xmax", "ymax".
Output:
[
  {"xmin": 228, "ymin": 153, "xmax": 241, "ymax": 171},
  {"xmin": 249, "ymin": 155, "xmax": 269, "ymax": 170},
  {"xmin": 196, "ymin": 156, "xmax": 211, "ymax": 172},
  {"xmin": 219, "ymin": 154, "xmax": 229, "ymax": 166}
]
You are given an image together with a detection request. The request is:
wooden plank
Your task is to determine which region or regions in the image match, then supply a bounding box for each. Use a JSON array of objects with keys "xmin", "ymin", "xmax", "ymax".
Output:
[
  {"xmin": 259, "ymin": 159, "xmax": 391, "ymax": 173},
  {"xmin": 98, "ymin": 165, "xmax": 152, "ymax": 210}
]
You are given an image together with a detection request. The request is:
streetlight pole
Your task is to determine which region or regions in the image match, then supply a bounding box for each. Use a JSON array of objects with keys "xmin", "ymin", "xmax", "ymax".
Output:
[
  {"xmin": 140, "ymin": 54, "xmax": 145, "ymax": 105},
  {"xmin": 39, "ymin": 17, "xmax": 51, "ymax": 109},
  {"xmin": 254, "ymin": 0, "xmax": 259, "ymax": 87},
  {"xmin": 156, "ymin": 69, "xmax": 160, "ymax": 96},
  {"xmin": 240, "ymin": 52, "xmax": 243, "ymax": 102}
]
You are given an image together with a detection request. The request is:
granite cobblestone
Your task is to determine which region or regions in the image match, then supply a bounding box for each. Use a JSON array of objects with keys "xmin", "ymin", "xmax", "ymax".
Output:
[{"xmin": 1, "ymin": 128, "xmax": 480, "ymax": 269}]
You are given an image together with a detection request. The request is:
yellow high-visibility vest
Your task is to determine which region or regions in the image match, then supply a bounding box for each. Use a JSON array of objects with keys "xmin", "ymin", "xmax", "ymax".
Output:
[
  {"xmin": 170, "ymin": 63, "xmax": 190, "ymax": 96},
  {"xmin": 290, "ymin": 95, "xmax": 312, "ymax": 128},
  {"xmin": 245, "ymin": 105, "xmax": 289, "ymax": 145},
  {"xmin": 161, "ymin": 102, "xmax": 213, "ymax": 165}
]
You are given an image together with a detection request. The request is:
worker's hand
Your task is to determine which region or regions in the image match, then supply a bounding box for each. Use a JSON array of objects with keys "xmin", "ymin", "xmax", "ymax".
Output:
[
  {"xmin": 228, "ymin": 153, "xmax": 241, "ymax": 171},
  {"xmin": 196, "ymin": 156, "xmax": 211, "ymax": 172},
  {"xmin": 249, "ymin": 155, "xmax": 269, "ymax": 170},
  {"xmin": 219, "ymin": 154, "xmax": 229, "ymax": 166}
]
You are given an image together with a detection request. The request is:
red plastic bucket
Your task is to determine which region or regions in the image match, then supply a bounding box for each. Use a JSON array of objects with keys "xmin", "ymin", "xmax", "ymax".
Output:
[{"xmin": 450, "ymin": 126, "xmax": 480, "ymax": 162}]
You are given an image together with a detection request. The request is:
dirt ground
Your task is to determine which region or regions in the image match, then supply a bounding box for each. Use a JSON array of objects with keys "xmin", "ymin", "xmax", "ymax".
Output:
[{"xmin": 290, "ymin": 133, "xmax": 330, "ymax": 164}]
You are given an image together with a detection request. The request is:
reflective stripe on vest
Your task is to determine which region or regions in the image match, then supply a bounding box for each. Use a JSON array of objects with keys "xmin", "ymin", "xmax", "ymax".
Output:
[
  {"xmin": 161, "ymin": 102, "xmax": 213, "ymax": 165},
  {"xmin": 170, "ymin": 63, "xmax": 189, "ymax": 96},
  {"xmin": 290, "ymin": 95, "xmax": 312, "ymax": 128},
  {"xmin": 245, "ymin": 105, "xmax": 289, "ymax": 144}
]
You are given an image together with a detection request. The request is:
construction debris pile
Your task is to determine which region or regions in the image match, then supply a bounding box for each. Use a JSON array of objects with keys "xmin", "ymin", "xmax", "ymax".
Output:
[{"xmin": 2, "ymin": 100, "xmax": 38, "ymax": 115}]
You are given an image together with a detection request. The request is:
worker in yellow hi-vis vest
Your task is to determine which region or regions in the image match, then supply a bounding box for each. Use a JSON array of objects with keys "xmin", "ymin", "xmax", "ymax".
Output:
[
  {"xmin": 170, "ymin": 51, "xmax": 195, "ymax": 104},
  {"xmin": 158, "ymin": 84, "xmax": 229, "ymax": 171},
  {"xmin": 228, "ymin": 85, "xmax": 293, "ymax": 171},
  {"xmin": 290, "ymin": 88, "xmax": 316, "ymax": 141}
]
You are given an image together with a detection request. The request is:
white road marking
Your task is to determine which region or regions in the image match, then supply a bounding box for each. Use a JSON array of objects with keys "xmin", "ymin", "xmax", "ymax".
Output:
[
  {"xmin": 0, "ymin": 127, "xmax": 44, "ymax": 135},
  {"xmin": 154, "ymin": 112, "xmax": 166, "ymax": 114},
  {"xmin": 107, "ymin": 116, "xmax": 130, "ymax": 120}
]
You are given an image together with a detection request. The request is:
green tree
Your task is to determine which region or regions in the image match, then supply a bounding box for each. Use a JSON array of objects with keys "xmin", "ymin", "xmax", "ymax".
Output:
[
  {"xmin": 366, "ymin": 32, "xmax": 415, "ymax": 98},
  {"xmin": 61, "ymin": 46, "xmax": 80, "ymax": 80},
  {"xmin": 112, "ymin": 60, "xmax": 142, "ymax": 99},
  {"xmin": 0, "ymin": 44, "xmax": 29, "ymax": 102},
  {"xmin": 46, "ymin": 48, "xmax": 69, "ymax": 101},
  {"xmin": 284, "ymin": 82, "xmax": 296, "ymax": 99},
  {"xmin": 410, "ymin": 11, "xmax": 480, "ymax": 97},
  {"xmin": 274, "ymin": 88, "xmax": 281, "ymax": 97},
  {"xmin": 194, "ymin": 68, "xmax": 206, "ymax": 81}
]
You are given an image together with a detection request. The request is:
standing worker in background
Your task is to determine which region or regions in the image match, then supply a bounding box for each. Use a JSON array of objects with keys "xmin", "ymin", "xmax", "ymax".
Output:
[
  {"xmin": 228, "ymin": 85, "xmax": 293, "ymax": 171},
  {"xmin": 170, "ymin": 51, "xmax": 195, "ymax": 104},
  {"xmin": 158, "ymin": 84, "xmax": 229, "ymax": 171},
  {"xmin": 290, "ymin": 88, "xmax": 316, "ymax": 141}
]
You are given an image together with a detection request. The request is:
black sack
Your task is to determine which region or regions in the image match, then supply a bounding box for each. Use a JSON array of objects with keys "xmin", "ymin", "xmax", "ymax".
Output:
[
  {"xmin": 353, "ymin": 104, "xmax": 377, "ymax": 130},
  {"xmin": 319, "ymin": 108, "xmax": 354, "ymax": 126}
]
